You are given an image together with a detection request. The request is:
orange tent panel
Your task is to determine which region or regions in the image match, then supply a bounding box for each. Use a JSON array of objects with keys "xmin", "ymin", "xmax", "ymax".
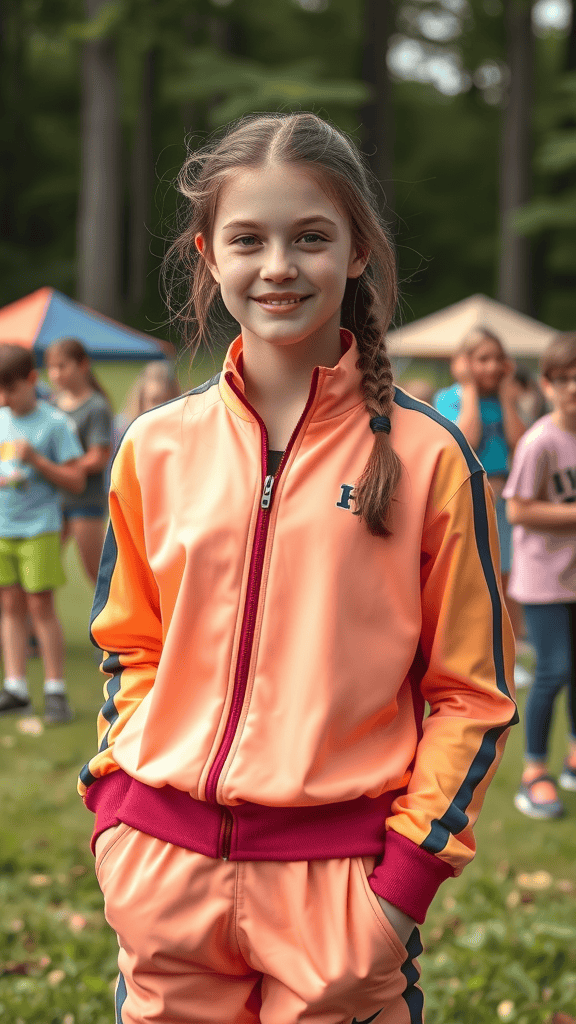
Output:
[{"xmin": 0, "ymin": 288, "xmax": 53, "ymax": 346}]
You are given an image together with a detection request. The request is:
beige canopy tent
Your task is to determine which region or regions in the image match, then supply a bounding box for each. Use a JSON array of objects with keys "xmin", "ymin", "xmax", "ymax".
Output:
[{"xmin": 386, "ymin": 294, "xmax": 558, "ymax": 360}]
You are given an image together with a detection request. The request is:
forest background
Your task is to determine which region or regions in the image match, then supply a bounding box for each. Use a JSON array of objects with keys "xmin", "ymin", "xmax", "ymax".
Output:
[{"xmin": 1, "ymin": 0, "xmax": 575, "ymax": 358}]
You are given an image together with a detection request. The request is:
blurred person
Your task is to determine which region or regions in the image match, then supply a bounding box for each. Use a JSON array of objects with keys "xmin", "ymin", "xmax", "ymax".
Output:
[
  {"xmin": 113, "ymin": 361, "xmax": 181, "ymax": 444},
  {"xmin": 0, "ymin": 344, "xmax": 84, "ymax": 723},
  {"xmin": 504, "ymin": 332, "xmax": 576, "ymax": 819},
  {"xmin": 399, "ymin": 377, "xmax": 434, "ymax": 405},
  {"xmin": 124, "ymin": 360, "xmax": 181, "ymax": 422},
  {"xmin": 79, "ymin": 112, "xmax": 516, "ymax": 1024},
  {"xmin": 434, "ymin": 327, "xmax": 530, "ymax": 687},
  {"xmin": 105, "ymin": 362, "xmax": 181, "ymax": 494},
  {"xmin": 46, "ymin": 338, "xmax": 112, "ymax": 586},
  {"xmin": 513, "ymin": 365, "xmax": 547, "ymax": 428}
]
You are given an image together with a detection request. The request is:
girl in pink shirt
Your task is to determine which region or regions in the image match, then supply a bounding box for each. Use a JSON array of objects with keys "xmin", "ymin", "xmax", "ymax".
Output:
[{"xmin": 504, "ymin": 331, "xmax": 576, "ymax": 819}]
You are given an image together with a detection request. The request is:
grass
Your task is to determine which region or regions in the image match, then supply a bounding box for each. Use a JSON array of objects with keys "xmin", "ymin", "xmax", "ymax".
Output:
[{"xmin": 1, "ymin": 359, "xmax": 575, "ymax": 1022}]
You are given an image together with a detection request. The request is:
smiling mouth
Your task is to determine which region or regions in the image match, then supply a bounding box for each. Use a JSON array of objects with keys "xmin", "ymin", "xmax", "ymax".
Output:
[{"xmin": 252, "ymin": 295, "xmax": 310, "ymax": 306}]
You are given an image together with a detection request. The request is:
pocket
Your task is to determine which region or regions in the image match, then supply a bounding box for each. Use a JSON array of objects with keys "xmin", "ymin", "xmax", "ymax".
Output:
[
  {"xmin": 355, "ymin": 856, "xmax": 408, "ymax": 964},
  {"xmin": 94, "ymin": 822, "xmax": 132, "ymax": 881}
]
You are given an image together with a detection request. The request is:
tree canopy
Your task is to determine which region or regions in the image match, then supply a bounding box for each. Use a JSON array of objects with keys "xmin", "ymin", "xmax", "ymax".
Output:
[{"xmin": 0, "ymin": 0, "xmax": 574, "ymax": 345}]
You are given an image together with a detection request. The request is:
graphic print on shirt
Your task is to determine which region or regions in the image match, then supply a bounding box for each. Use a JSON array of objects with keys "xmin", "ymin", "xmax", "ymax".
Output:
[
  {"xmin": 0, "ymin": 439, "xmax": 32, "ymax": 487},
  {"xmin": 552, "ymin": 466, "xmax": 576, "ymax": 503}
]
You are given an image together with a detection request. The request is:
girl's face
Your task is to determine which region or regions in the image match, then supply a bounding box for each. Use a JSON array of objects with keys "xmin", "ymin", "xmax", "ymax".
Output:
[
  {"xmin": 468, "ymin": 339, "xmax": 508, "ymax": 394},
  {"xmin": 46, "ymin": 353, "xmax": 87, "ymax": 392},
  {"xmin": 198, "ymin": 161, "xmax": 366, "ymax": 355}
]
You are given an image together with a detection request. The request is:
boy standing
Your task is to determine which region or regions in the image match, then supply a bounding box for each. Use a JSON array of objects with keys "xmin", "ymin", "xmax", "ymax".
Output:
[
  {"xmin": 0, "ymin": 344, "xmax": 85, "ymax": 724},
  {"xmin": 504, "ymin": 331, "xmax": 576, "ymax": 818}
]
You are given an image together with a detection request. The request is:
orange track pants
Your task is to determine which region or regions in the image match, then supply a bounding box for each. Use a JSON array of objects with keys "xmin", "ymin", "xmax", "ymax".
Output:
[{"xmin": 95, "ymin": 823, "xmax": 424, "ymax": 1024}]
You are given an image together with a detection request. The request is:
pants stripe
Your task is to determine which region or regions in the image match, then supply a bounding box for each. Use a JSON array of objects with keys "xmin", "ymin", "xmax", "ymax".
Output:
[{"xmin": 401, "ymin": 928, "xmax": 424, "ymax": 1024}]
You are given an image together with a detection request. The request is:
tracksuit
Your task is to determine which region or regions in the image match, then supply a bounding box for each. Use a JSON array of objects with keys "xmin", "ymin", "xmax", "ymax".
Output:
[{"xmin": 79, "ymin": 329, "xmax": 517, "ymax": 1024}]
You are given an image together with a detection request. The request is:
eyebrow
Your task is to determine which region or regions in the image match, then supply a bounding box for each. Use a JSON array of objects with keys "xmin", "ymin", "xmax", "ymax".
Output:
[{"xmin": 221, "ymin": 215, "xmax": 338, "ymax": 232}]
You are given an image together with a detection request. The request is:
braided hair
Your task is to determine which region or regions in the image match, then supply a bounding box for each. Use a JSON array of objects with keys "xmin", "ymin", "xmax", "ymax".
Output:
[{"xmin": 164, "ymin": 112, "xmax": 401, "ymax": 537}]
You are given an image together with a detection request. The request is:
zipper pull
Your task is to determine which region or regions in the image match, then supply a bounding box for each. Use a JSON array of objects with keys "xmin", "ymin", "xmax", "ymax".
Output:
[{"xmin": 261, "ymin": 474, "xmax": 274, "ymax": 510}]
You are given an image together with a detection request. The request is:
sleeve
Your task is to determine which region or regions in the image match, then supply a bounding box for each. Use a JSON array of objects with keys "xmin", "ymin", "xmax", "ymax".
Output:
[
  {"xmin": 369, "ymin": 467, "xmax": 518, "ymax": 924},
  {"xmin": 53, "ymin": 415, "xmax": 84, "ymax": 463},
  {"xmin": 502, "ymin": 434, "xmax": 547, "ymax": 501},
  {"xmin": 84, "ymin": 399, "xmax": 113, "ymax": 449},
  {"xmin": 77, "ymin": 434, "xmax": 163, "ymax": 798}
]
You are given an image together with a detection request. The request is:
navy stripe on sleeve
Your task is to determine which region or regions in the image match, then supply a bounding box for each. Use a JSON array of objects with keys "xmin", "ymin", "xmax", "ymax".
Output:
[{"xmin": 90, "ymin": 521, "xmax": 118, "ymax": 647}]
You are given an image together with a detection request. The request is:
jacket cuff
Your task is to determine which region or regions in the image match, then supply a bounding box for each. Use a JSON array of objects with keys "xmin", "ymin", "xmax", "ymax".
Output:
[
  {"xmin": 83, "ymin": 770, "xmax": 130, "ymax": 854},
  {"xmin": 368, "ymin": 829, "xmax": 455, "ymax": 924}
]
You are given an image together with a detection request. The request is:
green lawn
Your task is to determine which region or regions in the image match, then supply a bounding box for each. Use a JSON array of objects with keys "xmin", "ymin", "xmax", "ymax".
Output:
[{"xmin": 1, "ymin": 358, "xmax": 575, "ymax": 1022}]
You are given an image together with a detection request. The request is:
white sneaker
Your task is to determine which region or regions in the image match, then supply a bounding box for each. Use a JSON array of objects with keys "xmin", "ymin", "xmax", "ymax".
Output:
[{"xmin": 514, "ymin": 662, "xmax": 533, "ymax": 689}]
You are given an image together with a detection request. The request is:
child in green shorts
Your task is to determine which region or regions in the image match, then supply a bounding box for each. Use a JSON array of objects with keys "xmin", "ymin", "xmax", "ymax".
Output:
[{"xmin": 0, "ymin": 345, "xmax": 85, "ymax": 723}]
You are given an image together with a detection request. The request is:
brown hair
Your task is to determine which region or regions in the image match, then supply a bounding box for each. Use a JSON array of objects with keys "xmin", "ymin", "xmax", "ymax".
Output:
[
  {"xmin": 122, "ymin": 361, "xmax": 181, "ymax": 423},
  {"xmin": 456, "ymin": 326, "xmax": 507, "ymax": 359},
  {"xmin": 0, "ymin": 344, "xmax": 35, "ymax": 388},
  {"xmin": 163, "ymin": 112, "xmax": 401, "ymax": 537},
  {"xmin": 45, "ymin": 337, "xmax": 111, "ymax": 406},
  {"xmin": 540, "ymin": 331, "xmax": 576, "ymax": 379}
]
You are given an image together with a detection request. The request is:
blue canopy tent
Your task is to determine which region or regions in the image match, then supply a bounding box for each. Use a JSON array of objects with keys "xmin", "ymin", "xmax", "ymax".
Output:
[{"xmin": 0, "ymin": 288, "xmax": 173, "ymax": 363}]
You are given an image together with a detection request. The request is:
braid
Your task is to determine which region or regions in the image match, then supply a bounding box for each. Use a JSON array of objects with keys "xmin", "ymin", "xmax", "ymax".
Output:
[{"xmin": 343, "ymin": 274, "xmax": 402, "ymax": 537}]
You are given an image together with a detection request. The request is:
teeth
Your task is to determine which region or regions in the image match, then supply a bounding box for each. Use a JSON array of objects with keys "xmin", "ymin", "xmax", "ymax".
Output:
[{"xmin": 259, "ymin": 298, "xmax": 301, "ymax": 305}]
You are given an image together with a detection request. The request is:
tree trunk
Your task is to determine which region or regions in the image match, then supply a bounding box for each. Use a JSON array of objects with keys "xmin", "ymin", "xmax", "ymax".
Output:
[
  {"xmin": 0, "ymin": 0, "xmax": 27, "ymax": 244},
  {"xmin": 127, "ymin": 49, "xmax": 155, "ymax": 312},
  {"xmin": 360, "ymin": 0, "xmax": 395, "ymax": 223},
  {"xmin": 77, "ymin": 0, "xmax": 122, "ymax": 318},
  {"xmin": 497, "ymin": 0, "xmax": 533, "ymax": 313}
]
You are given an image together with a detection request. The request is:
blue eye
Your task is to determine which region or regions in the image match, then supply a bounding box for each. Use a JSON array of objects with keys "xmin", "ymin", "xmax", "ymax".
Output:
[
  {"xmin": 300, "ymin": 233, "xmax": 324, "ymax": 243},
  {"xmin": 235, "ymin": 235, "xmax": 258, "ymax": 247}
]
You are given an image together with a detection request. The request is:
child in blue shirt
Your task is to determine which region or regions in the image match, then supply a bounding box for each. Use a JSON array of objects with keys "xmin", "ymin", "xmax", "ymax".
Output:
[
  {"xmin": 0, "ymin": 345, "xmax": 85, "ymax": 723},
  {"xmin": 434, "ymin": 327, "xmax": 528, "ymax": 684}
]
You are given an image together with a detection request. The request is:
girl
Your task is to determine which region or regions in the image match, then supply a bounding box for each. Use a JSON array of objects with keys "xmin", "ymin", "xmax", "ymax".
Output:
[
  {"xmin": 114, "ymin": 360, "xmax": 181, "ymax": 441},
  {"xmin": 504, "ymin": 332, "xmax": 576, "ymax": 819},
  {"xmin": 79, "ymin": 113, "xmax": 516, "ymax": 1024},
  {"xmin": 45, "ymin": 338, "xmax": 112, "ymax": 586},
  {"xmin": 434, "ymin": 329, "xmax": 529, "ymax": 686},
  {"xmin": 107, "ymin": 362, "xmax": 181, "ymax": 486}
]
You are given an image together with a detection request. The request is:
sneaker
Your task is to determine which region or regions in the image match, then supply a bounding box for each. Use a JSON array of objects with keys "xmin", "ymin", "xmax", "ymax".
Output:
[
  {"xmin": 514, "ymin": 661, "xmax": 533, "ymax": 689},
  {"xmin": 559, "ymin": 762, "xmax": 576, "ymax": 792},
  {"xmin": 514, "ymin": 773, "xmax": 565, "ymax": 820},
  {"xmin": 0, "ymin": 688, "xmax": 32, "ymax": 715},
  {"xmin": 44, "ymin": 693, "xmax": 73, "ymax": 725}
]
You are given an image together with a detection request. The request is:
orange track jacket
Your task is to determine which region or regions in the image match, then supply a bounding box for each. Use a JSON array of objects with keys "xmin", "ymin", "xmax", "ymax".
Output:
[{"xmin": 79, "ymin": 330, "xmax": 517, "ymax": 924}]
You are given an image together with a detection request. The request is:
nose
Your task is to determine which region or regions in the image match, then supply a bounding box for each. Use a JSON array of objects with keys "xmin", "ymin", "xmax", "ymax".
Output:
[{"xmin": 260, "ymin": 244, "xmax": 298, "ymax": 283}]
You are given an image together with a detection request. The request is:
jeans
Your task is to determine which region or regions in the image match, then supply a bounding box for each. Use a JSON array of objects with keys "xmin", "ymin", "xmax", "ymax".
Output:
[{"xmin": 523, "ymin": 602, "xmax": 576, "ymax": 760}]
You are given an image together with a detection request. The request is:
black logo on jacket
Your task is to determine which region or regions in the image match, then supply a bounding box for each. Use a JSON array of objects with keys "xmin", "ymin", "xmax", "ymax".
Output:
[{"xmin": 336, "ymin": 484, "xmax": 355, "ymax": 511}]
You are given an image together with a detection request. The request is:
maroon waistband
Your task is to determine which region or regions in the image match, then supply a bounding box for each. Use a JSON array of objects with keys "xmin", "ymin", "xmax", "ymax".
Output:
[{"xmin": 85, "ymin": 769, "xmax": 395, "ymax": 860}]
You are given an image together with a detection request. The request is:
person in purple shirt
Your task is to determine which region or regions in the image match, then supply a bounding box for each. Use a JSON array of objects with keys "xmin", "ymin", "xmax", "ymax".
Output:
[{"xmin": 504, "ymin": 331, "xmax": 576, "ymax": 819}]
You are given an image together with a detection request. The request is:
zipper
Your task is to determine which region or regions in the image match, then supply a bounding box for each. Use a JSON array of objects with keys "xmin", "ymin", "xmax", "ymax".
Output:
[
  {"xmin": 205, "ymin": 368, "xmax": 321, "ymax": 850},
  {"xmin": 261, "ymin": 474, "xmax": 274, "ymax": 509}
]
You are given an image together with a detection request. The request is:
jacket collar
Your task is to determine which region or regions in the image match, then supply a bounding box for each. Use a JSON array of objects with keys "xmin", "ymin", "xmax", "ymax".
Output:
[{"xmin": 219, "ymin": 328, "xmax": 365, "ymax": 424}]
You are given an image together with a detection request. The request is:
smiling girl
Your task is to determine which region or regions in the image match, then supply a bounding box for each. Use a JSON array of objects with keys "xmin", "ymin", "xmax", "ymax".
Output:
[{"xmin": 79, "ymin": 113, "xmax": 516, "ymax": 1024}]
